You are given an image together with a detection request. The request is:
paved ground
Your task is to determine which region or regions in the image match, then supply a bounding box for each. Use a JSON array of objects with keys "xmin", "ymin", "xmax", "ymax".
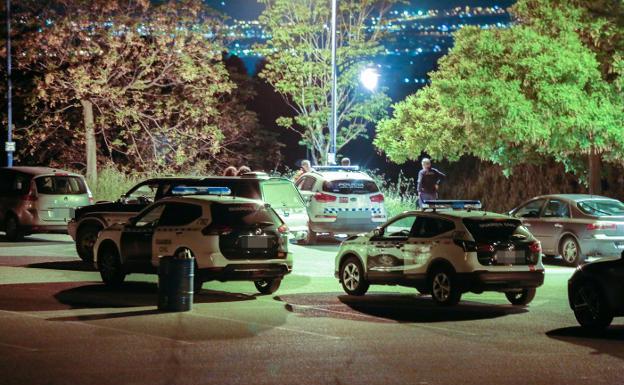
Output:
[{"xmin": 0, "ymin": 234, "xmax": 622, "ymax": 385}]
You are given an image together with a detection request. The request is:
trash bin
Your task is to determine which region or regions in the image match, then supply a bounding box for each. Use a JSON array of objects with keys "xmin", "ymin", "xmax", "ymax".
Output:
[{"xmin": 158, "ymin": 254, "xmax": 195, "ymax": 312}]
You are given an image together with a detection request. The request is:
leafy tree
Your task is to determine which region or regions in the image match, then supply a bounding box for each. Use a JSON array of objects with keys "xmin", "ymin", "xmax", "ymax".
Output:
[
  {"xmin": 257, "ymin": 0, "xmax": 395, "ymax": 165},
  {"xmin": 375, "ymin": 0, "xmax": 624, "ymax": 193},
  {"xmin": 8, "ymin": 0, "xmax": 263, "ymax": 183}
]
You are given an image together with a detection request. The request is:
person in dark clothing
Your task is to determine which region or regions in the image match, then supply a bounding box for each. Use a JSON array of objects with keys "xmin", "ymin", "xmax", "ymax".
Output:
[{"xmin": 417, "ymin": 158, "xmax": 446, "ymax": 206}]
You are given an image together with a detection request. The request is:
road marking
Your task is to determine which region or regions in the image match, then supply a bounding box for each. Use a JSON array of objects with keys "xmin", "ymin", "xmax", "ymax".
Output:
[{"xmin": 188, "ymin": 312, "xmax": 341, "ymax": 340}]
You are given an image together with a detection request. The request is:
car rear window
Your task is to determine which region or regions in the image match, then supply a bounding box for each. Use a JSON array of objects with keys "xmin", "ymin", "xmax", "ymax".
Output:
[
  {"xmin": 210, "ymin": 203, "xmax": 282, "ymax": 227},
  {"xmin": 322, "ymin": 179, "xmax": 379, "ymax": 195},
  {"xmin": 462, "ymin": 218, "xmax": 526, "ymax": 242},
  {"xmin": 577, "ymin": 199, "xmax": 624, "ymax": 217},
  {"xmin": 35, "ymin": 176, "xmax": 86, "ymax": 195},
  {"xmin": 261, "ymin": 181, "xmax": 304, "ymax": 208}
]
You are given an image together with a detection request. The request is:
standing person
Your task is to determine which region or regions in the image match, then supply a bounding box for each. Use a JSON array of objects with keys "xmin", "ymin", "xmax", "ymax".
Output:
[
  {"xmin": 223, "ymin": 166, "xmax": 237, "ymax": 176},
  {"xmin": 417, "ymin": 158, "xmax": 446, "ymax": 206},
  {"xmin": 341, "ymin": 157, "xmax": 351, "ymax": 166},
  {"xmin": 237, "ymin": 165, "xmax": 251, "ymax": 176},
  {"xmin": 294, "ymin": 160, "xmax": 314, "ymax": 181}
]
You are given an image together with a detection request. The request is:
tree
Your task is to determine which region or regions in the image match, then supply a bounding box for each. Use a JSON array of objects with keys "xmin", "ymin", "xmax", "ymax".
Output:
[
  {"xmin": 10, "ymin": 0, "xmax": 258, "ymax": 183},
  {"xmin": 257, "ymin": 0, "xmax": 394, "ymax": 165},
  {"xmin": 375, "ymin": 0, "xmax": 624, "ymax": 193}
]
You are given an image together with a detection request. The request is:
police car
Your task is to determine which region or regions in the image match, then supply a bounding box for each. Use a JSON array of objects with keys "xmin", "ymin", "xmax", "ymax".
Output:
[
  {"xmin": 295, "ymin": 166, "xmax": 387, "ymax": 243},
  {"xmin": 93, "ymin": 187, "xmax": 292, "ymax": 294},
  {"xmin": 334, "ymin": 200, "xmax": 545, "ymax": 306}
]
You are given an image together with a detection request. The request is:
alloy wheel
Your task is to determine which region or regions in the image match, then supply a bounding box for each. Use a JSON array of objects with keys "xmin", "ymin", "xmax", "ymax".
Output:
[
  {"xmin": 342, "ymin": 263, "xmax": 360, "ymax": 292},
  {"xmin": 432, "ymin": 273, "xmax": 451, "ymax": 302}
]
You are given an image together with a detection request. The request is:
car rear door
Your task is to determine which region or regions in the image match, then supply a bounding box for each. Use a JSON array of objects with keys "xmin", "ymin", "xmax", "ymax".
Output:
[
  {"xmin": 539, "ymin": 199, "xmax": 571, "ymax": 254},
  {"xmin": 151, "ymin": 202, "xmax": 204, "ymax": 266},
  {"xmin": 260, "ymin": 179, "xmax": 308, "ymax": 230},
  {"xmin": 407, "ymin": 215, "xmax": 456, "ymax": 272}
]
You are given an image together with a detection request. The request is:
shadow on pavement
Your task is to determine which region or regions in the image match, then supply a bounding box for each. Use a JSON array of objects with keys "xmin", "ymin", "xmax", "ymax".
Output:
[
  {"xmin": 277, "ymin": 292, "xmax": 527, "ymax": 323},
  {"xmin": 28, "ymin": 260, "xmax": 96, "ymax": 272},
  {"xmin": 0, "ymin": 281, "xmax": 256, "ymax": 312},
  {"xmin": 0, "ymin": 234, "xmax": 73, "ymax": 245},
  {"xmin": 546, "ymin": 326, "xmax": 624, "ymax": 361}
]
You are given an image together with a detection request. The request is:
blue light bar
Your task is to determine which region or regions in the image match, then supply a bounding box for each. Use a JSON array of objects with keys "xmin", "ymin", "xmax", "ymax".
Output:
[
  {"xmin": 171, "ymin": 186, "xmax": 232, "ymax": 196},
  {"xmin": 313, "ymin": 165, "xmax": 360, "ymax": 172},
  {"xmin": 422, "ymin": 200, "xmax": 482, "ymax": 210}
]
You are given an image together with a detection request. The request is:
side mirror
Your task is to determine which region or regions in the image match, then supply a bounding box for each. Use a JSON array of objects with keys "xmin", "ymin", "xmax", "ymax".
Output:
[
  {"xmin": 126, "ymin": 216, "xmax": 137, "ymax": 226},
  {"xmin": 372, "ymin": 227, "xmax": 383, "ymax": 237}
]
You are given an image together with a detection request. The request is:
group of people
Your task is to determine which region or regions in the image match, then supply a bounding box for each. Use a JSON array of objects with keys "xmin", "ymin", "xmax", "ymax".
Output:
[{"xmin": 222, "ymin": 165, "xmax": 251, "ymax": 176}]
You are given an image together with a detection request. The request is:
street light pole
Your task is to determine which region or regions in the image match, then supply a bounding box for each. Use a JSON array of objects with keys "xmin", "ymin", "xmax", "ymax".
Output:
[
  {"xmin": 5, "ymin": 0, "xmax": 13, "ymax": 167},
  {"xmin": 328, "ymin": 0, "xmax": 337, "ymax": 165}
]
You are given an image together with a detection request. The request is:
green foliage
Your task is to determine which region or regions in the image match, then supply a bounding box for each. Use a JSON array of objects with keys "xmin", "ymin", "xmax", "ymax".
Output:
[
  {"xmin": 257, "ymin": 0, "xmax": 395, "ymax": 164},
  {"xmin": 375, "ymin": 0, "xmax": 624, "ymax": 182}
]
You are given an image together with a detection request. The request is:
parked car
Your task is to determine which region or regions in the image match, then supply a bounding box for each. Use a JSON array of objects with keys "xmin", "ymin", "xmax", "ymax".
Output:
[
  {"xmin": 510, "ymin": 194, "xmax": 624, "ymax": 266},
  {"xmin": 334, "ymin": 200, "xmax": 545, "ymax": 306},
  {"xmin": 295, "ymin": 166, "xmax": 387, "ymax": 243},
  {"xmin": 93, "ymin": 189, "xmax": 292, "ymax": 294},
  {"xmin": 568, "ymin": 251, "xmax": 624, "ymax": 329},
  {"xmin": 0, "ymin": 166, "xmax": 92, "ymax": 241},
  {"xmin": 70, "ymin": 173, "xmax": 308, "ymax": 261}
]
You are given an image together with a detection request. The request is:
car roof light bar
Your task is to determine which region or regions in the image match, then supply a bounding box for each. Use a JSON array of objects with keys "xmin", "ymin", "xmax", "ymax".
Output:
[
  {"xmin": 421, "ymin": 200, "xmax": 482, "ymax": 211},
  {"xmin": 171, "ymin": 186, "xmax": 232, "ymax": 196}
]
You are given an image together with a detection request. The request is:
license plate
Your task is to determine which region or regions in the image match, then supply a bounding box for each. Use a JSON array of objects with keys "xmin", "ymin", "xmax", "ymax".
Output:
[
  {"xmin": 242, "ymin": 236, "xmax": 269, "ymax": 249},
  {"xmin": 339, "ymin": 197, "xmax": 348, "ymax": 203},
  {"xmin": 496, "ymin": 250, "xmax": 525, "ymax": 264}
]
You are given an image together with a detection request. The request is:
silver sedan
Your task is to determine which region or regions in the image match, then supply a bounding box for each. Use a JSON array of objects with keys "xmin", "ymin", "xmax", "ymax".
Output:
[{"xmin": 509, "ymin": 194, "xmax": 624, "ymax": 266}]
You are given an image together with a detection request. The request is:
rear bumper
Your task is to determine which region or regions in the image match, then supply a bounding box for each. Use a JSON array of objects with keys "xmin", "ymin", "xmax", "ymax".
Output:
[
  {"xmin": 458, "ymin": 270, "xmax": 545, "ymax": 291},
  {"xmin": 580, "ymin": 238, "xmax": 624, "ymax": 258},
  {"xmin": 310, "ymin": 218, "xmax": 378, "ymax": 234},
  {"xmin": 198, "ymin": 263, "xmax": 292, "ymax": 282}
]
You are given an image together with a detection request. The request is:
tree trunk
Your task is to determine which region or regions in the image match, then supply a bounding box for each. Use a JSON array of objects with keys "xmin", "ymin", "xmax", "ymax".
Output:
[
  {"xmin": 81, "ymin": 100, "xmax": 97, "ymax": 188},
  {"xmin": 588, "ymin": 147, "xmax": 601, "ymax": 195}
]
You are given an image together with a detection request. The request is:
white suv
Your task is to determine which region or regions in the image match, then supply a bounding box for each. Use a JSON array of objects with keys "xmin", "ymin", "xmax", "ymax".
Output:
[
  {"xmin": 295, "ymin": 166, "xmax": 387, "ymax": 243},
  {"xmin": 334, "ymin": 200, "xmax": 545, "ymax": 306}
]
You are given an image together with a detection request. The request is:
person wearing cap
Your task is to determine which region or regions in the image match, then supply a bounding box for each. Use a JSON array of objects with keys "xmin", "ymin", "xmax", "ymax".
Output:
[
  {"xmin": 417, "ymin": 158, "xmax": 445, "ymax": 207},
  {"xmin": 341, "ymin": 157, "xmax": 351, "ymax": 166},
  {"xmin": 223, "ymin": 166, "xmax": 237, "ymax": 176},
  {"xmin": 237, "ymin": 165, "xmax": 251, "ymax": 176},
  {"xmin": 294, "ymin": 160, "xmax": 314, "ymax": 181}
]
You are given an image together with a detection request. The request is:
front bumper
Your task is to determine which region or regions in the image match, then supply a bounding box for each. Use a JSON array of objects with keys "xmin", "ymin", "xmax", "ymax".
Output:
[
  {"xmin": 457, "ymin": 270, "xmax": 545, "ymax": 291},
  {"xmin": 198, "ymin": 263, "xmax": 292, "ymax": 282}
]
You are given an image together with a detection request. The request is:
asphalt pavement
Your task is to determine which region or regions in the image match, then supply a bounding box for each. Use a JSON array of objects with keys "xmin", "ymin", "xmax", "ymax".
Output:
[{"xmin": 0, "ymin": 234, "xmax": 622, "ymax": 385}]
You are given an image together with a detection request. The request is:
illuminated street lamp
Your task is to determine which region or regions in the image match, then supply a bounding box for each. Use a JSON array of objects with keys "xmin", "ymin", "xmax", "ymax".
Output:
[{"xmin": 360, "ymin": 67, "xmax": 380, "ymax": 91}]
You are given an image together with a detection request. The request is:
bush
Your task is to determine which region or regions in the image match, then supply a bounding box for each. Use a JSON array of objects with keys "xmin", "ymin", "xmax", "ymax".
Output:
[{"xmin": 367, "ymin": 169, "xmax": 419, "ymax": 218}]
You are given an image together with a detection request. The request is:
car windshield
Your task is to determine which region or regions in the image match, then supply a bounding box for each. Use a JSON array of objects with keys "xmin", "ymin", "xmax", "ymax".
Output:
[
  {"xmin": 35, "ymin": 176, "xmax": 86, "ymax": 195},
  {"xmin": 322, "ymin": 179, "xmax": 379, "ymax": 195},
  {"xmin": 462, "ymin": 218, "xmax": 527, "ymax": 242},
  {"xmin": 210, "ymin": 203, "xmax": 282, "ymax": 227},
  {"xmin": 260, "ymin": 181, "xmax": 304, "ymax": 208},
  {"xmin": 577, "ymin": 199, "xmax": 624, "ymax": 217}
]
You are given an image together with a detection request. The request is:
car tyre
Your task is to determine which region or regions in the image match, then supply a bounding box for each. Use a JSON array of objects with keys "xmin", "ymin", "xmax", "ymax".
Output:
[
  {"xmin": 560, "ymin": 236, "xmax": 582, "ymax": 266},
  {"xmin": 254, "ymin": 278, "xmax": 282, "ymax": 294},
  {"xmin": 340, "ymin": 257, "xmax": 369, "ymax": 296},
  {"xmin": 505, "ymin": 288, "xmax": 536, "ymax": 306},
  {"xmin": 76, "ymin": 224, "xmax": 102, "ymax": 262},
  {"xmin": 4, "ymin": 214, "xmax": 23, "ymax": 242},
  {"xmin": 429, "ymin": 267, "xmax": 462, "ymax": 306},
  {"xmin": 98, "ymin": 246, "xmax": 126, "ymax": 287},
  {"xmin": 571, "ymin": 281, "xmax": 613, "ymax": 330}
]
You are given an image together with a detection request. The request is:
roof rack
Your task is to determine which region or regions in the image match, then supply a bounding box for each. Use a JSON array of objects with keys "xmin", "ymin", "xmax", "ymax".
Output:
[
  {"xmin": 313, "ymin": 165, "xmax": 360, "ymax": 172},
  {"xmin": 421, "ymin": 200, "xmax": 482, "ymax": 212}
]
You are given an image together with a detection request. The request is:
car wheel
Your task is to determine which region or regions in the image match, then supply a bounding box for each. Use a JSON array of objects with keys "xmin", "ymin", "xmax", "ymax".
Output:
[
  {"xmin": 4, "ymin": 215, "xmax": 23, "ymax": 242},
  {"xmin": 571, "ymin": 281, "xmax": 613, "ymax": 330},
  {"xmin": 340, "ymin": 257, "xmax": 369, "ymax": 296},
  {"xmin": 429, "ymin": 267, "xmax": 461, "ymax": 306},
  {"xmin": 76, "ymin": 224, "xmax": 102, "ymax": 262},
  {"xmin": 98, "ymin": 246, "xmax": 126, "ymax": 287},
  {"xmin": 505, "ymin": 288, "xmax": 536, "ymax": 306},
  {"xmin": 560, "ymin": 236, "xmax": 582, "ymax": 266},
  {"xmin": 254, "ymin": 278, "xmax": 282, "ymax": 295}
]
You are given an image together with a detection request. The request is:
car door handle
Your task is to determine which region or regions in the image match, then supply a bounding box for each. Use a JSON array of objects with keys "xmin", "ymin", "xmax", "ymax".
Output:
[{"xmin": 554, "ymin": 223, "xmax": 563, "ymax": 228}]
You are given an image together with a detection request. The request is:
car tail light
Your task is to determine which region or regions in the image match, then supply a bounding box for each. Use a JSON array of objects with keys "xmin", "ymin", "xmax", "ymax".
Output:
[
  {"xmin": 370, "ymin": 194, "xmax": 384, "ymax": 203},
  {"xmin": 24, "ymin": 180, "xmax": 38, "ymax": 202},
  {"xmin": 314, "ymin": 192, "xmax": 337, "ymax": 203},
  {"xmin": 201, "ymin": 224, "xmax": 233, "ymax": 236},
  {"xmin": 277, "ymin": 224, "xmax": 289, "ymax": 234},
  {"xmin": 586, "ymin": 222, "xmax": 617, "ymax": 231},
  {"xmin": 529, "ymin": 241, "xmax": 542, "ymax": 254}
]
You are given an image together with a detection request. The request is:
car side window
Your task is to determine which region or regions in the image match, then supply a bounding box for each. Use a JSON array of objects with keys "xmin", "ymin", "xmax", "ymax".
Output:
[
  {"xmin": 384, "ymin": 215, "xmax": 417, "ymax": 237},
  {"xmin": 543, "ymin": 199, "xmax": 570, "ymax": 218},
  {"xmin": 134, "ymin": 204, "xmax": 166, "ymax": 227},
  {"xmin": 514, "ymin": 199, "xmax": 545, "ymax": 218},
  {"xmin": 158, "ymin": 203, "xmax": 203, "ymax": 227},
  {"xmin": 300, "ymin": 176, "xmax": 316, "ymax": 191},
  {"xmin": 412, "ymin": 216, "xmax": 455, "ymax": 238}
]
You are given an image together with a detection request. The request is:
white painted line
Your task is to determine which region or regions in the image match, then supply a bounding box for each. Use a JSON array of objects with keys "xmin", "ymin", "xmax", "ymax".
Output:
[{"xmin": 188, "ymin": 312, "xmax": 341, "ymax": 340}]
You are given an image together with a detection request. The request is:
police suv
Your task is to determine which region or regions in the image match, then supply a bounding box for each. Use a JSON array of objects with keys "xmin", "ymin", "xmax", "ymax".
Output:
[
  {"xmin": 334, "ymin": 200, "xmax": 545, "ymax": 306},
  {"xmin": 295, "ymin": 166, "xmax": 387, "ymax": 243},
  {"xmin": 93, "ymin": 187, "xmax": 292, "ymax": 294}
]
